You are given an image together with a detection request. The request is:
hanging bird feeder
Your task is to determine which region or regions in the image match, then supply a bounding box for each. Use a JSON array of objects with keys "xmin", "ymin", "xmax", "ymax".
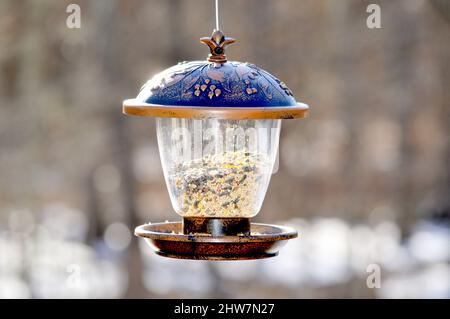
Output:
[{"xmin": 123, "ymin": 2, "xmax": 309, "ymax": 260}]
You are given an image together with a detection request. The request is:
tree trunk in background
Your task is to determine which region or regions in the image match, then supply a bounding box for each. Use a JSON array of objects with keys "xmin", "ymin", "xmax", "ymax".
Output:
[
  {"xmin": 249, "ymin": 0, "xmax": 272, "ymax": 63},
  {"xmin": 430, "ymin": 1, "xmax": 450, "ymax": 221},
  {"xmin": 390, "ymin": 2, "xmax": 419, "ymax": 235},
  {"xmin": 85, "ymin": 170, "xmax": 104, "ymax": 243},
  {"xmin": 167, "ymin": 0, "xmax": 183, "ymax": 63},
  {"xmin": 329, "ymin": 1, "xmax": 361, "ymax": 219},
  {"xmin": 441, "ymin": 42, "xmax": 450, "ymax": 222},
  {"xmin": 90, "ymin": 0, "xmax": 147, "ymax": 298}
]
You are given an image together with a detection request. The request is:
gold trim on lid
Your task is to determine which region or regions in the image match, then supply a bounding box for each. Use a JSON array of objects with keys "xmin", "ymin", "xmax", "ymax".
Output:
[{"xmin": 123, "ymin": 99, "xmax": 309, "ymax": 120}]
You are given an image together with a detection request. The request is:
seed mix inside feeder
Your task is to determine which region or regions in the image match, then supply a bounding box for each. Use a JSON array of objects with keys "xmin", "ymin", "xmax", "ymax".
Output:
[{"xmin": 123, "ymin": 3, "xmax": 309, "ymax": 260}]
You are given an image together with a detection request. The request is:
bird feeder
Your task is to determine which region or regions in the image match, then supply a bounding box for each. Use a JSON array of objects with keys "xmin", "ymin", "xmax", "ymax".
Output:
[{"xmin": 123, "ymin": 28, "xmax": 309, "ymax": 260}]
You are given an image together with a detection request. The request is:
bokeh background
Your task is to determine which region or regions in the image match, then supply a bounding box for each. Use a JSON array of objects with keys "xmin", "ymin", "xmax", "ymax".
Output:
[{"xmin": 0, "ymin": 0, "xmax": 449, "ymax": 299}]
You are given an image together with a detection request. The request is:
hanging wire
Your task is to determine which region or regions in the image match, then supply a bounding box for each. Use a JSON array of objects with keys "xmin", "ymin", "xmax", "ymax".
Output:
[{"xmin": 215, "ymin": 0, "xmax": 220, "ymax": 30}]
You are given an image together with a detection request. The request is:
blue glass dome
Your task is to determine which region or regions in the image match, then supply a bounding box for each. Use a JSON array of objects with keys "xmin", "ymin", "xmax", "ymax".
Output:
[{"xmin": 136, "ymin": 60, "xmax": 297, "ymax": 107}]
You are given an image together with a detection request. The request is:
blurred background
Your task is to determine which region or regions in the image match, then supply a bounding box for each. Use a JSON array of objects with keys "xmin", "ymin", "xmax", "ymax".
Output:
[{"xmin": 0, "ymin": 0, "xmax": 449, "ymax": 299}]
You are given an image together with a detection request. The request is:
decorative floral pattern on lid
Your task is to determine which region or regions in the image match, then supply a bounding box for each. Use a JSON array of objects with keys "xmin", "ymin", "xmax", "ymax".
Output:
[
  {"xmin": 137, "ymin": 61, "xmax": 296, "ymax": 107},
  {"xmin": 136, "ymin": 30, "xmax": 297, "ymax": 107}
]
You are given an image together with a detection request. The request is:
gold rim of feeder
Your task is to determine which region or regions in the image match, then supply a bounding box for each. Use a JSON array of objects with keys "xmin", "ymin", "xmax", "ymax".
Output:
[{"xmin": 123, "ymin": 100, "xmax": 309, "ymax": 120}]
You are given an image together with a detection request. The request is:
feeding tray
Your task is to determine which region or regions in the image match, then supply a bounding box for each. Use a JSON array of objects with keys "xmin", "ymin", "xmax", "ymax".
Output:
[{"xmin": 135, "ymin": 220, "xmax": 298, "ymax": 260}]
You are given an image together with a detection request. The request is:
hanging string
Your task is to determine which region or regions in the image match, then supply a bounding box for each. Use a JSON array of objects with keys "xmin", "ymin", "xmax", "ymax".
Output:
[{"xmin": 215, "ymin": 0, "xmax": 220, "ymax": 30}]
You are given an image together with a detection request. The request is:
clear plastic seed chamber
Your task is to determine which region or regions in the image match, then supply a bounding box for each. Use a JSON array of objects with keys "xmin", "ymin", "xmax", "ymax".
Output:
[
  {"xmin": 123, "ymin": 25, "xmax": 309, "ymax": 259},
  {"xmin": 156, "ymin": 118, "xmax": 281, "ymax": 219}
]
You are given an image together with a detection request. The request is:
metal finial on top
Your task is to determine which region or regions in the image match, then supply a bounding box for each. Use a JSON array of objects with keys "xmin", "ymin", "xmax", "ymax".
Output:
[{"xmin": 200, "ymin": 30, "xmax": 236, "ymax": 63}]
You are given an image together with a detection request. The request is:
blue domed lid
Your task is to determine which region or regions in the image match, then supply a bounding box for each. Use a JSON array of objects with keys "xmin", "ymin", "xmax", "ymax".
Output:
[
  {"xmin": 136, "ymin": 30, "xmax": 297, "ymax": 108},
  {"xmin": 137, "ymin": 60, "xmax": 296, "ymax": 107},
  {"xmin": 124, "ymin": 30, "xmax": 309, "ymax": 120}
]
